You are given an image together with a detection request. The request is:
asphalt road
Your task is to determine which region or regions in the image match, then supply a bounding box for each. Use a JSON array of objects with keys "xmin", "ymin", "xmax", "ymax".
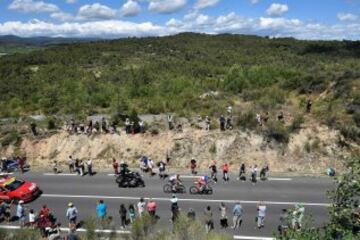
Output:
[{"xmin": 4, "ymin": 171, "xmax": 335, "ymax": 239}]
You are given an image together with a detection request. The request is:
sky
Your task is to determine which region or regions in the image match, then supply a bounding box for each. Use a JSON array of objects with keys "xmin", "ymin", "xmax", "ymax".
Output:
[{"xmin": 1, "ymin": 0, "xmax": 360, "ymax": 40}]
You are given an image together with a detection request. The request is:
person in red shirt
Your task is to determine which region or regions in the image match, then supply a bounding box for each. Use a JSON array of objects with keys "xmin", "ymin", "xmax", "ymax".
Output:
[
  {"xmin": 112, "ymin": 158, "xmax": 119, "ymax": 175},
  {"xmin": 147, "ymin": 199, "xmax": 157, "ymax": 217},
  {"xmin": 39, "ymin": 205, "xmax": 50, "ymax": 217},
  {"xmin": 223, "ymin": 163, "xmax": 229, "ymax": 182}
]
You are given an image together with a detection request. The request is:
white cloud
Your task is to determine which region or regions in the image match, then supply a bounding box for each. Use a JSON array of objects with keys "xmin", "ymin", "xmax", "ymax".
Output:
[
  {"xmin": 8, "ymin": 0, "xmax": 59, "ymax": 13},
  {"xmin": 78, "ymin": 3, "xmax": 117, "ymax": 20},
  {"xmin": 0, "ymin": 20, "xmax": 170, "ymax": 38},
  {"xmin": 148, "ymin": 0, "xmax": 187, "ymax": 14},
  {"xmin": 266, "ymin": 3, "xmax": 288, "ymax": 17},
  {"xmin": 194, "ymin": 0, "xmax": 220, "ymax": 10},
  {"xmin": 337, "ymin": 13, "xmax": 358, "ymax": 21},
  {"xmin": 250, "ymin": 0, "xmax": 259, "ymax": 4},
  {"xmin": 66, "ymin": 0, "xmax": 77, "ymax": 4},
  {"xmin": 50, "ymin": 11, "xmax": 74, "ymax": 22},
  {"xmin": 166, "ymin": 18, "xmax": 183, "ymax": 28},
  {"xmin": 121, "ymin": 0, "xmax": 141, "ymax": 17}
]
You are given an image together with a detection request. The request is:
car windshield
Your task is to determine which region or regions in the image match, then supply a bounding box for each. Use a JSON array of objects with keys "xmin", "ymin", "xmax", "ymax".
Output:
[{"xmin": 5, "ymin": 179, "xmax": 24, "ymax": 191}]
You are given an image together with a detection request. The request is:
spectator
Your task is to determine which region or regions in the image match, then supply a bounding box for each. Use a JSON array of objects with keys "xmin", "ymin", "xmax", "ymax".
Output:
[
  {"xmin": 130, "ymin": 122, "xmax": 135, "ymax": 135},
  {"xmin": 139, "ymin": 120, "xmax": 145, "ymax": 134},
  {"xmin": 16, "ymin": 200, "xmax": 26, "ymax": 227},
  {"xmin": 86, "ymin": 158, "xmax": 93, "ymax": 176},
  {"xmin": 158, "ymin": 160, "xmax": 166, "ymax": 179},
  {"xmin": 39, "ymin": 204, "xmax": 50, "ymax": 217},
  {"xmin": 17, "ymin": 156, "xmax": 25, "ymax": 174},
  {"xmin": 256, "ymin": 113, "xmax": 262, "ymax": 126},
  {"xmin": 78, "ymin": 159, "xmax": 84, "ymax": 176},
  {"xmin": 204, "ymin": 206, "xmax": 214, "ymax": 233},
  {"xmin": 190, "ymin": 157, "xmax": 197, "ymax": 175},
  {"xmin": 94, "ymin": 121, "xmax": 100, "ymax": 133},
  {"xmin": 171, "ymin": 195, "xmax": 179, "ymax": 222},
  {"xmin": 96, "ymin": 200, "xmax": 107, "ymax": 223},
  {"xmin": 279, "ymin": 209, "xmax": 290, "ymax": 236},
  {"xmin": 87, "ymin": 120, "xmax": 93, "ymax": 134},
  {"xmin": 226, "ymin": 116, "xmax": 233, "ymax": 130},
  {"xmin": 74, "ymin": 159, "xmax": 80, "ymax": 175},
  {"xmin": 68, "ymin": 156, "xmax": 74, "ymax": 173},
  {"xmin": 125, "ymin": 118, "xmax": 130, "ymax": 134},
  {"xmin": 4, "ymin": 200, "xmax": 11, "ymax": 223},
  {"xmin": 219, "ymin": 115, "xmax": 225, "ymax": 131},
  {"xmin": 167, "ymin": 115, "xmax": 174, "ymax": 130},
  {"xmin": 222, "ymin": 163, "xmax": 229, "ymax": 182},
  {"xmin": 28, "ymin": 209, "xmax": 36, "ymax": 227},
  {"xmin": 239, "ymin": 163, "xmax": 246, "ymax": 181},
  {"xmin": 257, "ymin": 202, "xmax": 267, "ymax": 229},
  {"xmin": 187, "ymin": 208, "xmax": 196, "ymax": 220},
  {"xmin": 219, "ymin": 202, "xmax": 228, "ymax": 228},
  {"xmin": 147, "ymin": 158, "xmax": 154, "ymax": 176},
  {"xmin": 306, "ymin": 99, "xmax": 312, "ymax": 113},
  {"xmin": 119, "ymin": 204, "xmax": 127, "ymax": 229},
  {"xmin": 147, "ymin": 199, "xmax": 157, "ymax": 217},
  {"xmin": 112, "ymin": 158, "xmax": 119, "ymax": 175},
  {"xmin": 251, "ymin": 165, "xmax": 258, "ymax": 185},
  {"xmin": 205, "ymin": 116, "xmax": 211, "ymax": 131},
  {"xmin": 231, "ymin": 202, "xmax": 243, "ymax": 229},
  {"xmin": 137, "ymin": 198, "xmax": 146, "ymax": 216},
  {"xmin": 30, "ymin": 122, "xmax": 37, "ymax": 136},
  {"xmin": 66, "ymin": 202, "xmax": 78, "ymax": 231},
  {"xmin": 128, "ymin": 204, "xmax": 136, "ymax": 223}
]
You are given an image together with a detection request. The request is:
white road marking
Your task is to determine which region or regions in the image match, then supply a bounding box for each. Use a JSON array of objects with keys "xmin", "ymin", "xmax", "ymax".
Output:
[
  {"xmin": 43, "ymin": 173, "xmax": 78, "ymax": 176},
  {"xmin": 234, "ymin": 236, "xmax": 275, "ymax": 240},
  {"xmin": 0, "ymin": 225, "xmax": 130, "ymax": 234},
  {"xmin": 0, "ymin": 225, "xmax": 275, "ymax": 239},
  {"xmin": 180, "ymin": 175, "xmax": 292, "ymax": 181},
  {"xmin": 41, "ymin": 194, "xmax": 330, "ymax": 207}
]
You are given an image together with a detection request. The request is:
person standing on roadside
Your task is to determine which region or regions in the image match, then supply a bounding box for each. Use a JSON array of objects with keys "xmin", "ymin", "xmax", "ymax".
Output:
[
  {"xmin": 256, "ymin": 202, "xmax": 267, "ymax": 229},
  {"xmin": 86, "ymin": 158, "xmax": 93, "ymax": 176},
  {"xmin": 112, "ymin": 158, "xmax": 119, "ymax": 175},
  {"xmin": 128, "ymin": 204, "xmax": 136, "ymax": 223},
  {"xmin": 251, "ymin": 165, "xmax": 258, "ymax": 185},
  {"xmin": 190, "ymin": 157, "xmax": 197, "ymax": 175},
  {"xmin": 222, "ymin": 163, "xmax": 230, "ymax": 182},
  {"xmin": 16, "ymin": 200, "xmax": 26, "ymax": 227},
  {"xmin": 96, "ymin": 200, "xmax": 107, "ymax": 224},
  {"xmin": 204, "ymin": 206, "xmax": 214, "ymax": 233},
  {"xmin": 231, "ymin": 202, "xmax": 243, "ymax": 229},
  {"xmin": 137, "ymin": 198, "xmax": 146, "ymax": 216},
  {"xmin": 147, "ymin": 199, "xmax": 157, "ymax": 217},
  {"xmin": 119, "ymin": 204, "xmax": 127, "ymax": 229},
  {"xmin": 66, "ymin": 202, "xmax": 78, "ymax": 231},
  {"xmin": 68, "ymin": 156, "xmax": 74, "ymax": 173},
  {"xmin": 219, "ymin": 202, "xmax": 228, "ymax": 228}
]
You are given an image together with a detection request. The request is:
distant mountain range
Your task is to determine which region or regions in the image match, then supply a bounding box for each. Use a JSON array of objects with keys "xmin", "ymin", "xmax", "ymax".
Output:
[{"xmin": 0, "ymin": 35, "xmax": 99, "ymax": 46}]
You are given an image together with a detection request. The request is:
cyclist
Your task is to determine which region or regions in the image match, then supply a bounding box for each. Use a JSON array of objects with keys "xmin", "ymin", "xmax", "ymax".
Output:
[
  {"xmin": 197, "ymin": 175, "xmax": 210, "ymax": 192},
  {"xmin": 169, "ymin": 174, "xmax": 182, "ymax": 192}
]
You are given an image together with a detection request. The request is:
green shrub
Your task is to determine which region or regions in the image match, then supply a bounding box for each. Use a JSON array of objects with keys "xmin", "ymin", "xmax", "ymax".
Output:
[
  {"xmin": 264, "ymin": 122, "xmax": 290, "ymax": 144},
  {"xmin": 47, "ymin": 117, "xmax": 57, "ymax": 130},
  {"xmin": 209, "ymin": 143, "xmax": 217, "ymax": 154},
  {"xmin": 289, "ymin": 114, "xmax": 304, "ymax": 133},
  {"xmin": 235, "ymin": 110, "xmax": 258, "ymax": 130},
  {"xmin": 339, "ymin": 125, "xmax": 360, "ymax": 143},
  {"xmin": 353, "ymin": 111, "xmax": 360, "ymax": 127},
  {"xmin": 1, "ymin": 130, "xmax": 20, "ymax": 147}
]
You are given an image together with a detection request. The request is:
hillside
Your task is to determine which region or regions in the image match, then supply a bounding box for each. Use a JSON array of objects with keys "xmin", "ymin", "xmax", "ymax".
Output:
[{"xmin": 0, "ymin": 33, "xmax": 359, "ymax": 170}]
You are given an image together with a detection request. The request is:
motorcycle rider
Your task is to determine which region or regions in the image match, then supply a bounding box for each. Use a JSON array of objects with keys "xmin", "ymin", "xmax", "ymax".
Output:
[
  {"xmin": 169, "ymin": 174, "xmax": 182, "ymax": 192},
  {"xmin": 119, "ymin": 161, "xmax": 129, "ymax": 176}
]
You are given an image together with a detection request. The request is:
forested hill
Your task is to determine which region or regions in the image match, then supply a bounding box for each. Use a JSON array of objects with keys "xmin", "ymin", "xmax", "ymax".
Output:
[{"xmin": 0, "ymin": 33, "xmax": 359, "ymax": 142}]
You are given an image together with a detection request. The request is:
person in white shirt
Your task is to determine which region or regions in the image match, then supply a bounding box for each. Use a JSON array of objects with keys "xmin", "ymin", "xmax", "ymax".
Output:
[
  {"xmin": 86, "ymin": 158, "xmax": 93, "ymax": 176},
  {"xmin": 137, "ymin": 198, "xmax": 146, "ymax": 216},
  {"xmin": 29, "ymin": 209, "xmax": 36, "ymax": 227},
  {"xmin": 257, "ymin": 202, "xmax": 267, "ymax": 229}
]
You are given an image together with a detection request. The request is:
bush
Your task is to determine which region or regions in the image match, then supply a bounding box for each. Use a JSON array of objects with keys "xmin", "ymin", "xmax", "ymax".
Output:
[
  {"xmin": 47, "ymin": 117, "xmax": 57, "ymax": 130},
  {"xmin": 353, "ymin": 111, "xmax": 360, "ymax": 127},
  {"xmin": 264, "ymin": 122, "xmax": 290, "ymax": 144},
  {"xmin": 289, "ymin": 114, "xmax": 304, "ymax": 133},
  {"xmin": 1, "ymin": 130, "xmax": 20, "ymax": 147},
  {"xmin": 339, "ymin": 125, "xmax": 360, "ymax": 143},
  {"xmin": 209, "ymin": 143, "xmax": 217, "ymax": 154},
  {"xmin": 236, "ymin": 110, "xmax": 258, "ymax": 130}
]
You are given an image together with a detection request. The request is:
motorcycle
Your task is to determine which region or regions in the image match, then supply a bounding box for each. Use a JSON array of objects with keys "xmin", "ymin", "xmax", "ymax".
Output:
[
  {"xmin": 115, "ymin": 171, "xmax": 145, "ymax": 188},
  {"xmin": 189, "ymin": 183, "xmax": 213, "ymax": 195},
  {"xmin": 163, "ymin": 183, "xmax": 186, "ymax": 194}
]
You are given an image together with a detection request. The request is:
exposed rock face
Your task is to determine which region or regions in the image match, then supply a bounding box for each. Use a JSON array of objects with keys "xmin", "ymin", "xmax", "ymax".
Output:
[{"xmin": 0, "ymin": 124, "xmax": 355, "ymax": 173}]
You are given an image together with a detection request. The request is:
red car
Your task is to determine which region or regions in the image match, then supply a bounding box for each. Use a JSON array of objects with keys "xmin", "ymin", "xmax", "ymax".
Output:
[{"xmin": 0, "ymin": 176, "xmax": 41, "ymax": 203}]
